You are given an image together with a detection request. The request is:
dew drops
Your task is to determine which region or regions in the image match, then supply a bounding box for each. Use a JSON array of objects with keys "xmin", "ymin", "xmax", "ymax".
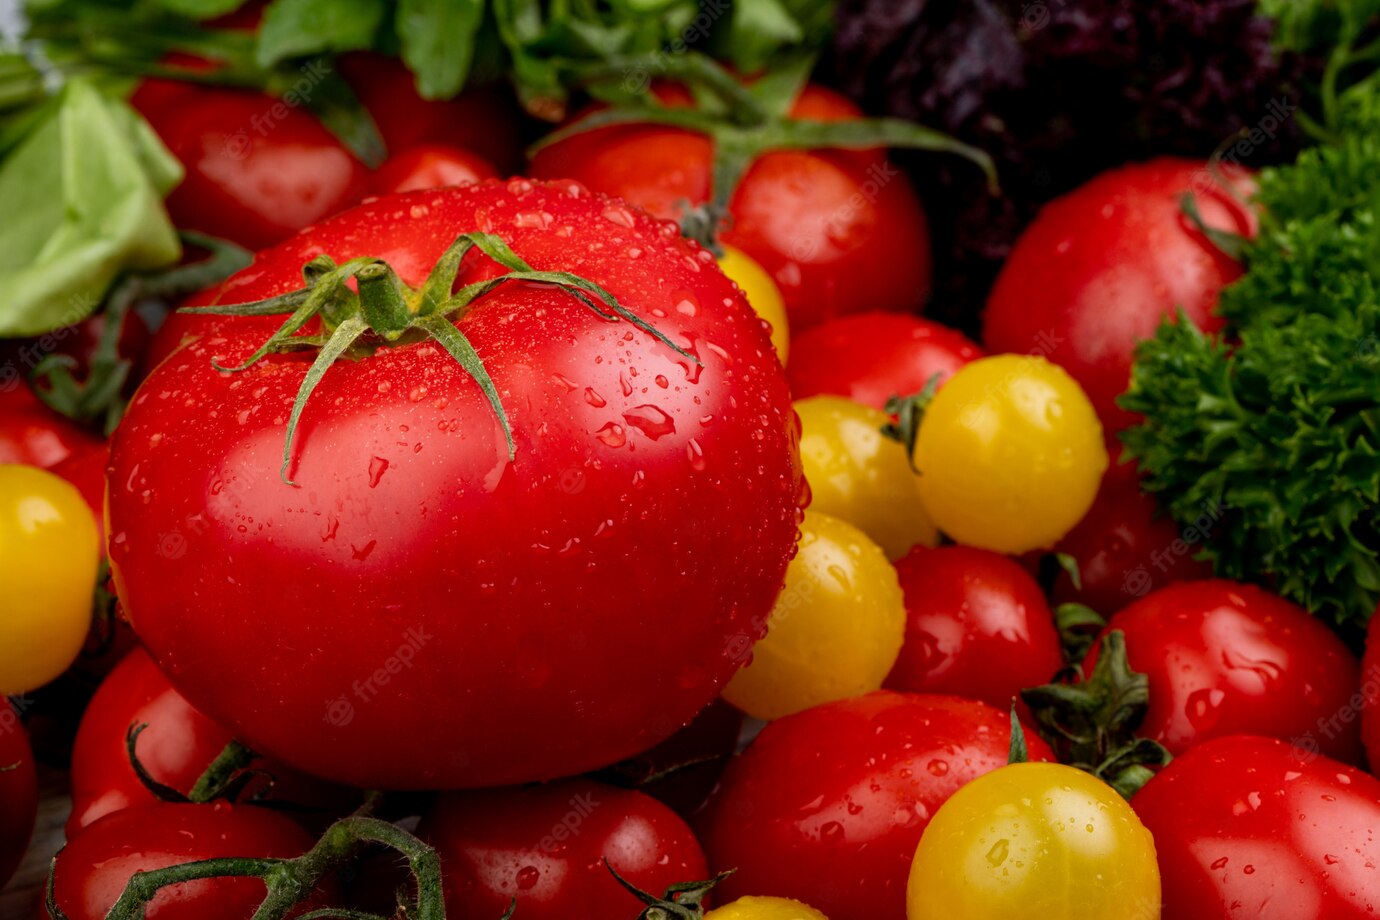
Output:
[
  {"xmin": 595, "ymin": 423, "xmax": 627, "ymax": 448},
  {"xmin": 602, "ymin": 205, "xmax": 636, "ymax": 228},
  {"xmin": 516, "ymin": 866, "xmax": 540, "ymax": 890},
  {"xmin": 352, "ymin": 540, "xmax": 377, "ymax": 561},
  {"xmin": 622, "ymin": 405, "xmax": 676, "ymax": 440},
  {"xmin": 986, "ymin": 839, "xmax": 1010, "ymax": 868},
  {"xmin": 686, "ymin": 438, "xmax": 706, "ymax": 471},
  {"xmin": 368, "ymin": 457, "xmax": 390, "ymax": 488},
  {"xmin": 584, "ymin": 388, "xmax": 607, "ymax": 408}
]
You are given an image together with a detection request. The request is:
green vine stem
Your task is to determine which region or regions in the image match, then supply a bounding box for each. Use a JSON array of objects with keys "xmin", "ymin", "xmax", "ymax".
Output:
[{"xmin": 46, "ymin": 816, "xmax": 446, "ymax": 920}]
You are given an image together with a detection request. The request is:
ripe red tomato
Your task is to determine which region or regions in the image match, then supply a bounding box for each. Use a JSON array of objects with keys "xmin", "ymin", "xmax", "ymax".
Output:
[
  {"xmin": 983, "ymin": 158, "xmax": 1255, "ymax": 430},
  {"xmin": 1086, "ymin": 580, "xmax": 1363, "ymax": 762},
  {"xmin": 48, "ymin": 802, "xmax": 319, "ymax": 920},
  {"xmin": 597, "ymin": 699, "xmax": 744, "ymax": 817},
  {"xmin": 371, "ymin": 143, "xmax": 499, "ymax": 195},
  {"xmin": 338, "ymin": 52, "xmax": 525, "ymax": 174},
  {"xmin": 1133, "ymin": 735, "xmax": 1380, "ymax": 920},
  {"xmin": 420, "ymin": 778, "xmax": 708, "ymax": 919},
  {"xmin": 1363, "ymin": 613, "xmax": 1380, "ymax": 769},
  {"xmin": 786, "ymin": 313, "xmax": 982, "ymax": 409},
  {"xmin": 1052, "ymin": 451, "xmax": 1215, "ymax": 613},
  {"xmin": 67, "ymin": 647, "xmax": 345, "ymax": 837},
  {"xmin": 0, "ymin": 703, "xmax": 37, "ymax": 889},
  {"xmin": 131, "ymin": 81, "xmax": 370, "ymax": 251},
  {"xmin": 696, "ymin": 691, "xmax": 1052, "ymax": 920},
  {"xmin": 529, "ymin": 85, "xmax": 931, "ymax": 333},
  {"xmin": 0, "ymin": 384, "xmax": 102, "ymax": 469},
  {"xmin": 884, "ymin": 545, "xmax": 1064, "ymax": 711},
  {"xmin": 51, "ymin": 443, "xmax": 109, "ymax": 550},
  {"xmin": 108, "ymin": 180, "xmax": 803, "ymax": 790}
]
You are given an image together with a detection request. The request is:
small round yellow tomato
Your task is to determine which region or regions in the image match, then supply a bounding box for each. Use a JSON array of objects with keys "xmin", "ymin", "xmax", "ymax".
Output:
[
  {"xmin": 723, "ymin": 511, "xmax": 905, "ymax": 720},
  {"xmin": 913, "ymin": 354, "xmax": 1107, "ymax": 553},
  {"xmin": 706, "ymin": 895, "xmax": 830, "ymax": 920},
  {"xmin": 796, "ymin": 395, "xmax": 937, "ymax": 559},
  {"xmin": 907, "ymin": 762, "xmax": 1160, "ymax": 920},
  {"xmin": 0, "ymin": 464, "xmax": 100, "ymax": 695},
  {"xmin": 720, "ymin": 244, "xmax": 789, "ymax": 362}
]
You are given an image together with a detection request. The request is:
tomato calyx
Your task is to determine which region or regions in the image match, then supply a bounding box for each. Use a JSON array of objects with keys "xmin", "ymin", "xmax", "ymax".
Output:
[
  {"xmin": 1021, "ymin": 631, "xmax": 1172, "ymax": 799},
  {"xmin": 47, "ymin": 812, "xmax": 445, "ymax": 920},
  {"xmin": 879, "ymin": 374, "xmax": 941, "ymax": 472},
  {"xmin": 533, "ymin": 53, "xmax": 995, "ymax": 250},
  {"xmin": 182, "ymin": 230, "xmax": 696, "ymax": 485},
  {"xmin": 1054, "ymin": 602, "xmax": 1108, "ymax": 664},
  {"xmin": 605, "ymin": 861, "xmax": 735, "ymax": 920}
]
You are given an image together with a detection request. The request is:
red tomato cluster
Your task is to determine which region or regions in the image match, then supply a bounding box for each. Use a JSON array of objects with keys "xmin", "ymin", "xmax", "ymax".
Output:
[{"xmin": 3, "ymin": 48, "xmax": 1379, "ymax": 920}]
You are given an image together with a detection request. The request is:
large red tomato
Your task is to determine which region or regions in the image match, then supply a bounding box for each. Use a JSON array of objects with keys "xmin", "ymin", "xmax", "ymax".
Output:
[
  {"xmin": 108, "ymin": 180, "xmax": 803, "ymax": 791},
  {"xmin": 884, "ymin": 545, "xmax": 1064, "ymax": 711},
  {"xmin": 48, "ymin": 802, "xmax": 319, "ymax": 920},
  {"xmin": 0, "ymin": 702, "xmax": 37, "ymax": 889},
  {"xmin": 696, "ymin": 691, "xmax": 1052, "ymax": 920},
  {"xmin": 1133, "ymin": 735, "xmax": 1380, "ymax": 920},
  {"xmin": 529, "ymin": 85, "xmax": 931, "ymax": 333},
  {"xmin": 131, "ymin": 81, "xmax": 369, "ymax": 251},
  {"xmin": 421, "ymin": 778, "xmax": 708, "ymax": 919},
  {"xmin": 1087, "ymin": 580, "xmax": 1363, "ymax": 762},
  {"xmin": 786, "ymin": 312, "xmax": 982, "ymax": 409},
  {"xmin": 983, "ymin": 158, "xmax": 1254, "ymax": 430}
]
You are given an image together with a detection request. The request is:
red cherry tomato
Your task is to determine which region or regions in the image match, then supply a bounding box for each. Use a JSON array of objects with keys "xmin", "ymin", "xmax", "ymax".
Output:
[
  {"xmin": 597, "ymin": 699, "xmax": 743, "ymax": 817},
  {"xmin": 1362, "ymin": 613, "xmax": 1380, "ymax": 769},
  {"xmin": 696, "ymin": 691, "xmax": 1053, "ymax": 920},
  {"xmin": 131, "ymin": 81, "xmax": 370, "ymax": 251},
  {"xmin": 983, "ymin": 158, "xmax": 1255, "ymax": 430},
  {"xmin": 68, "ymin": 647, "xmax": 349, "ymax": 837},
  {"xmin": 0, "ymin": 702, "xmax": 37, "ymax": 889},
  {"xmin": 49, "ymin": 802, "xmax": 319, "ymax": 920},
  {"xmin": 338, "ymin": 52, "xmax": 525, "ymax": 174},
  {"xmin": 786, "ymin": 313, "xmax": 982, "ymax": 409},
  {"xmin": 1087, "ymin": 580, "xmax": 1363, "ymax": 761},
  {"xmin": 530, "ymin": 85, "xmax": 931, "ymax": 333},
  {"xmin": 1133, "ymin": 735, "xmax": 1380, "ymax": 920},
  {"xmin": 884, "ymin": 545, "xmax": 1064, "ymax": 711},
  {"xmin": 421, "ymin": 778, "xmax": 708, "ymax": 919},
  {"xmin": 371, "ymin": 143, "xmax": 499, "ymax": 195},
  {"xmin": 1052, "ymin": 452, "xmax": 1214, "ymax": 613},
  {"xmin": 51, "ymin": 443, "xmax": 109, "ymax": 550},
  {"xmin": 0, "ymin": 384, "xmax": 102, "ymax": 469},
  {"xmin": 108, "ymin": 181, "xmax": 802, "ymax": 791}
]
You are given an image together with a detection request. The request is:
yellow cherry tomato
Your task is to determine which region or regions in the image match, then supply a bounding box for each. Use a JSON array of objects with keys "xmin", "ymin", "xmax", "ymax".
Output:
[
  {"xmin": 719, "ymin": 244, "xmax": 789, "ymax": 362},
  {"xmin": 706, "ymin": 895, "xmax": 830, "ymax": 920},
  {"xmin": 796, "ymin": 395, "xmax": 937, "ymax": 559},
  {"xmin": 907, "ymin": 762, "xmax": 1160, "ymax": 920},
  {"xmin": 723, "ymin": 511, "xmax": 905, "ymax": 720},
  {"xmin": 913, "ymin": 354, "xmax": 1107, "ymax": 553},
  {"xmin": 0, "ymin": 464, "xmax": 100, "ymax": 695}
]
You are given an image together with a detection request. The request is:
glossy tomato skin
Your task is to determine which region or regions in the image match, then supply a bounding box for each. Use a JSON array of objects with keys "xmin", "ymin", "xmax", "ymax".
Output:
[
  {"xmin": 885, "ymin": 545, "xmax": 1063, "ymax": 711},
  {"xmin": 67, "ymin": 647, "xmax": 342, "ymax": 837},
  {"xmin": 1051, "ymin": 452, "xmax": 1214, "ymax": 614},
  {"xmin": 530, "ymin": 85, "xmax": 931, "ymax": 333},
  {"xmin": 0, "ymin": 385, "xmax": 102, "ymax": 469},
  {"xmin": 0, "ymin": 703, "xmax": 37, "ymax": 889},
  {"xmin": 370, "ymin": 143, "xmax": 499, "ymax": 195},
  {"xmin": 338, "ymin": 52, "xmax": 525, "ymax": 173},
  {"xmin": 131, "ymin": 81, "xmax": 369, "ymax": 251},
  {"xmin": 983, "ymin": 158, "xmax": 1254, "ymax": 431},
  {"xmin": 1087, "ymin": 580, "xmax": 1362, "ymax": 762},
  {"xmin": 421, "ymin": 778, "xmax": 708, "ymax": 919},
  {"xmin": 787, "ymin": 313, "xmax": 982, "ymax": 409},
  {"xmin": 49, "ymin": 802, "xmax": 318, "ymax": 920},
  {"xmin": 696, "ymin": 691, "xmax": 1052, "ymax": 920},
  {"xmin": 109, "ymin": 180, "xmax": 802, "ymax": 790},
  {"xmin": 1133, "ymin": 735, "xmax": 1380, "ymax": 920}
]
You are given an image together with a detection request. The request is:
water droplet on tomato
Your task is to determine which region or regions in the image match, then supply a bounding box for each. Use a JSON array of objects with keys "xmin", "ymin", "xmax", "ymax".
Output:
[
  {"xmin": 1186, "ymin": 687, "xmax": 1226, "ymax": 731},
  {"xmin": 516, "ymin": 866, "xmax": 540, "ymax": 890},
  {"xmin": 367, "ymin": 457, "xmax": 390, "ymax": 488},
  {"xmin": 686, "ymin": 438, "xmax": 706, "ymax": 471},
  {"xmin": 1211, "ymin": 857, "xmax": 1229, "ymax": 870},
  {"xmin": 584, "ymin": 388, "xmax": 607, "ymax": 408},
  {"xmin": 602, "ymin": 206, "xmax": 636, "ymax": 228},
  {"xmin": 927, "ymin": 759, "xmax": 949, "ymax": 777},
  {"xmin": 622, "ymin": 405, "xmax": 676, "ymax": 440},
  {"xmin": 986, "ymin": 839, "xmax": 1010, "ymax": 867},
  {"xmin": 595, "ymin": 423, "xmax": 627, "ymax": 448}
]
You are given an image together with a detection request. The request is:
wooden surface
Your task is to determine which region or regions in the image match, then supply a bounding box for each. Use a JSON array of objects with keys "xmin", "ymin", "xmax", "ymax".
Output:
[{"xmin": 1, "ymin": 771, "xmax": 70, "ymax": 920}]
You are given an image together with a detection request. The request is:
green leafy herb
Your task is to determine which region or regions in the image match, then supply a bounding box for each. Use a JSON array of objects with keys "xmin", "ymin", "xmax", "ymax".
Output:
[
  {"xmin": 0, "ymin": 77, "xmax": 182, "ymax": 337},
  {"xmin": 395, "ymin": 0, "xmax": 486, "ymax": 100},
  {"xmin": 256, "ymin": 0, "xmax": 388, "ymax": 68}
]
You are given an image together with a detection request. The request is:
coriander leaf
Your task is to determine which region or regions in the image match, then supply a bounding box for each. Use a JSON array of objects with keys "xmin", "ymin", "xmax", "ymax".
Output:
[
  {"xmin": 0, "ymin": 79, "xmax": 181, "ymax": 337},
  {"xmin": 396, "ymin": 0, "xmax": 485, "ymax": 100},
  {"xmin": 256, "ymin": 0, "xmax": 387, "ymax": 67}
]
